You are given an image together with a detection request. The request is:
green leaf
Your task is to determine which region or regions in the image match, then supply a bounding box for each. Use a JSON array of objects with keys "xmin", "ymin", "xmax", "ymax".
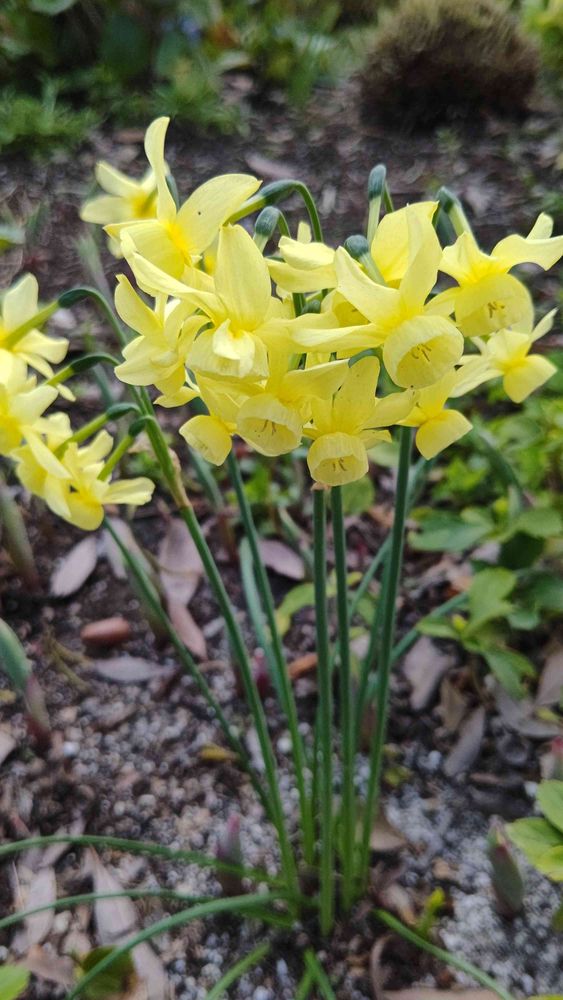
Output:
[
  {"xmin": 0, "ymin": 619, "xmax": 32, "ymax": 692},
  {"xmin": 512, "ymin": 507, "xmax": 563, "ymax": 539},
  {"xmin": 552, "ymin": 900, "xmax": 563, "ymax": 932},
  {"xmin": 507, "ymin": 817, "xmax": 563, "ymax": 866},
  {"xmin": 481, "ymin": 646, "xmax": 535, "ymax": 699},
  {"xmin": 29, "ymin": 0, "xmax": 79, "ymax": 12},
  {"xmin": 467, "ymin": 568, "xmax": 516, "ymax": 632},
  {"xmin": 524, "ymin": 572, "xmax": 563, "ymax": 614},
  {"xmin": 100, "ymin": 13, "xmax": 152, "ymax": 80},
  {"xmin": 538, "ymin": 781, "xmax": 563, "ymax": 835},
  {"xmin": 534, "ymin": 846, "xmax": 563, "ymax": 882},
  {"xmin": 78, "ymin": 946, "xmax": 135, "ymax": 999},
  {"xmin": 341, "ymin": 476, "xmax": 375, "ymax": 515},
  {"xmin": 417, "ymin": 618, "xmax": 459, "ymax": 640},
  {"xmin": 507, "ymin": 607, "xmax": 540, "ymax": 630},
  {"xmin": 410, "ymin": 509, "xmax": 491, "ymax": 553},
  {"xmin": 0, "ymin": 966, "xmax": 29, "ymax": 999}
]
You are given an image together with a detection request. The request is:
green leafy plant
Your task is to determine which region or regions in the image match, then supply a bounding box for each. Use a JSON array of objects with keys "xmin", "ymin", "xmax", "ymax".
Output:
[
  {"xmin": 508, "ymin": 779, "xmax": 563, "ymax": 931},
  {"xmin": 0, "ymin": 966, "xmax": 29, "ymax": 1000},
  {"xmin": 360, "ymin": 0, "xmax": 539, "ymax": 125},
  {"xmin": 523, "ymin": 0, "xmax": 563, "ymax": 75}
]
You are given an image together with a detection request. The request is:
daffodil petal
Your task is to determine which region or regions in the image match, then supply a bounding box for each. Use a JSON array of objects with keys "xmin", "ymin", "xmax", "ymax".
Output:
[
  {"xmin": 415, "ymin": 410, "xmax": 472, "ymax": 459},
  {"xmin": 214, "ymin": 226, "xmax": 271, "ymax": 330},
  {"xmin": 180, "ymin": 414, "xmax": 232, "ymax": 465}
]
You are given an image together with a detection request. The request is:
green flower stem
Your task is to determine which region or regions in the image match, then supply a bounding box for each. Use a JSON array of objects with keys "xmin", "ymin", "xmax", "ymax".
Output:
[
  {"xmin": 358, "ymin": 427, "xmax": 413, "ymax": 887},
  {"xmin": 373, "ymin": 910, "xmax": 517, "ymax": 1000},
  {"xmin": 0, "ymin": 889, "xmax": 211, "ymax": 934},
  {"xmin": 178, "ymin": 502, "xmax": 300, "ymax": 901},
  {"xmin": 103, "ymin": 518, "xmax": 271, "ymax": 818},
  {"xmin": 331, "ymin": 486, "xmax": 356, "ymax": 911},
  {"xmin": 353, "ymin": 453, "xmax": 429, "ymax": 734},
  {"xmin": 46, "ymin": 352, "xmax": 119, "ymax": 387},
  {"xmin": 59, "ymin": 286, "xmax": 129, "ymax": 349},
  {"xmin": 99, "ymin": 433, "xmax": 135, "ymax": 480},
  {"xmin": 229, "ymin": 179, "xmax": 324, "ymax": 242},
  {"xmin": 0, "ymin": 833, "xmax": 288, "ymax": 889},
  {"xmin": 3, "ymin": 300, "xmax": 59, "ymax": 349},
  {"xmin": 205, "ymin": 943, "xmax": 271, "ymax": 1000},
  {"xmin": 229, "ymin": 453, "xmax": 315, "ymax": 866},
  {"xmin": 303, "ymin": 950, "xmax": 337, "ymax": 1000},
  {"xmin": 64, "ymin": 893, "xmax": 285, "ymax": 1000},
  {"xmin": 295, "ymin": 968, "xmax": 315, "ymax": 1000},
  {"xmin": 313, "ymin": 487, "xmax": 334, "ymax": 934}
]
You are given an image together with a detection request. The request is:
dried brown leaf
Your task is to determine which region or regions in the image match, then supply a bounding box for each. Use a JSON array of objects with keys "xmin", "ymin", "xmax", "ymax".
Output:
[
  {"xmin": 444, "ymin": 706, "xmax": 486, "ymax": 777},
  {"xmin": 370, "ymin": 813, "xmax": 406, "ymax": 853},
  {"xmin": 439, "ymin": 678, "xmax": 469, "ymax": 733},
  {"xmin": 23, "ymin": 945, "xmax": 74, "ymax": 987},
  {"xmin": 88, "ymin": 850, "xmax": 138, "ymax": 943},
  {"xmin": 23, "ymin": 867, "xmax": 57, "ymax": 946},
  {"xmin": 258, "ymin": 539, "xmax": 305, "ymax": 580},
  {"xmin": 495, "ymin": 686, "xmax": 561, "ymax": 739},
  {"xmin": 133, "ymin": 942, "xmax": 169, "ymax": 1000},
  {"xmin": 0, "ymin": 726, "xmax": 16, "ymax": 765},
  {"xmin": 91, "ymin": 656, "xmax": 171, "ymax": 684},
  {"xmin": 158, "ymin": 519, "xmax": 202, "ymax": 606},
  {"xmin": 50, "ymin": 536, "xmax": 99, "ymax": 597},
  {"xmin": 536, "ymin": 648, "xmax": 563, "ymax": 707},
  {"xmin": 402, "ymin": 637, "xmax": 455, "ymax": 712},
  {"xmin": 168, "ymin": 601, "xmax": 207, "ymax": 660}
]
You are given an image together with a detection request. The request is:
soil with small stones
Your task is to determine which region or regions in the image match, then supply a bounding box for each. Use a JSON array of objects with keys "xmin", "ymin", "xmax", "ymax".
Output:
[{"xmin": 1, "ymin": 78, "xmax": 563, "ymax": 999}]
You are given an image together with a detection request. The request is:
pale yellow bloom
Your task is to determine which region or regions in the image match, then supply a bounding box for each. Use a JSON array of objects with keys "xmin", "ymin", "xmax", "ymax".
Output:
[
  {"xmin": 106, "ymin": 118, "xmax": 260, "ymax": 279},
  {"xmin": 459, "ymin": 310, "xmax": 557, "ymax": 403},
  {"xmin": 438, "ymin": 214, "xmax": 563, "ymax": 337},
  {"xmin": 114, "ymin": 275, "xmax": 203, "ymax": 404},
  {"xmin": 0, "ymin": 355, "xmax": 58, "ymax": 459},
  {"xmin": 80, "ymin": 162, "xmax": 158, "ymax": 254},
  {"xmin": 400, "ymin": 371, "xmax": 472, "ymax": 459},
  {"xmin": 0, "ymin": 274, "xmax": 67, "ymax": 377},
  {"xmin": 305, "ymin": 356, "xmax": 415, "ymax": 486}
]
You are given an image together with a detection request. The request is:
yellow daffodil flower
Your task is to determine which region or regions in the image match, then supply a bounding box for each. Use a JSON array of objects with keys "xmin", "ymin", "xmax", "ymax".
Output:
[
  {"xmin": 295, "ymin": 210, "xmax": 462, "ymax": 389},
  {"xmin": 460, "ymin": 310, "xmax": 557, "ymax": 403},
  {"xmin": 16, "ymin": 425, "xmax": 154, "ymax": 530},
  {"xmin": 305, "ymin": 355, "xmax": 416, "ymax": 486},
  {"xmin": 400, "ymin": 371, "xmax": 472, "ymax": 459},
  {"xmin": 179, "ymin": 377, "xmax": 247, "ymax": 465},
  {"xmin": 0, "ymin": 355, "xmax": 59, "ymax": 458},
  {"xmin": 235, "ymin": 350, "xmax": 350, "ymax": 456},
  {"xmin": 0, "ymin": 274, "xmax": 67, "ymax": 377},
  {"xmin": 177, "ymin": 225, "xmax": 291, "ymax": 381},
  {"xmin": 438, "ymin": 214, "xmax": 563, "ymax": 338},
  {"xmin": 106, "ymin": 117, "xmax": 260, "ymax": 279},
  {"xmin": 114, "ymin": 275, "xmax": 203, "ymax": 404},
  {"xmin": 80, "ymin": 161, "xmax": 158, "ymax": 254}
]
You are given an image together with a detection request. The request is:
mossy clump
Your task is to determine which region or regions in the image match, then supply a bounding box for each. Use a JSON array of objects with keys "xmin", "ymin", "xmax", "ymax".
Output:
[{"xmin": 360, "ymin": 0, "xmax": 539, "ymax": 125}]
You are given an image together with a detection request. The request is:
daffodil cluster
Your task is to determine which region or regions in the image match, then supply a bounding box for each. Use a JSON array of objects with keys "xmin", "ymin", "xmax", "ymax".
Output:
[
  {"xmin": 81, "ymin": 116, "xmax": 562, "ymax": 488},
  {"xmin": 0, "ymin": 276, "xmax": 154, "ymax": 530}
]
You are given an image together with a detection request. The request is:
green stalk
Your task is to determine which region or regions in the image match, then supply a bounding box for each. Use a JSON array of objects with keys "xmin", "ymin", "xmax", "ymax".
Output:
[
  {"xmin": 179, "ymin": 503, "xmax": 300, "ymax": 900},
  {"xmin": 303, "ymin": 950, "xmax": 337, "ymax": 1000},
  {"xmin": 205, "ymin": 943, "xmax": 271, "ymax": 1000},
  {"xmin": 0, "ymin": 834, "xmax": 286, "ymax": 889},
  {"xmin": 3, "ymin": 300, "xmax": 59, "ymax": 348},
  {"xmin": 46, "ymin": 352, "xmax": 119, "ymax": 387},
  {"xmin": 331, "ymin": 486, "xmax": 356, "ymax": 911},
  {"xmin": 358, "ymin": 428, "xmax": 413, "ymax": 886},
  {"xmin": 229, "ymin": 454, "xmax": 314, "ymax": 866},
  {"xmin": 295, "ymin": 969, "xmax": 315, "ymax": 1000},
  {"xmin": 0, "ymin": 889, "xmax": 210, "ymax": 933},
  {"xmin": 229, "ymin": 179, "xmax": 324, "ymax": 242},
  {"xmin": 99, "ymin": 433, "xmax": 134, "ymax": 480},
  {"xmin": 64, "ymin": 894, "xmax": 284, "ymax": 1000},
  {"xmin": 103, "ymin": 518, "xmax": 271, "ymax": 818},
  {"xmin": 354, "ymin": 453, "xmax": 429, "ymax": 733},
  {"xmin": 313, "ymin": 488, "xmax": 334, "ymax": 934},
  {"xmin": 373, "ymin": 910, "xmax": 517, "ymax": 1000}
]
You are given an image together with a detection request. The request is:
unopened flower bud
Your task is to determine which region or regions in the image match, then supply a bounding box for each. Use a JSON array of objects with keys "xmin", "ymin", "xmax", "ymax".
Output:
[
  {"xmin": 487, "ymin": 818, "xmax": 525, "ymax": 918},
  {"xmin": 216, "ymin": 814, "xmax": 244, "ymax": 896}
]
